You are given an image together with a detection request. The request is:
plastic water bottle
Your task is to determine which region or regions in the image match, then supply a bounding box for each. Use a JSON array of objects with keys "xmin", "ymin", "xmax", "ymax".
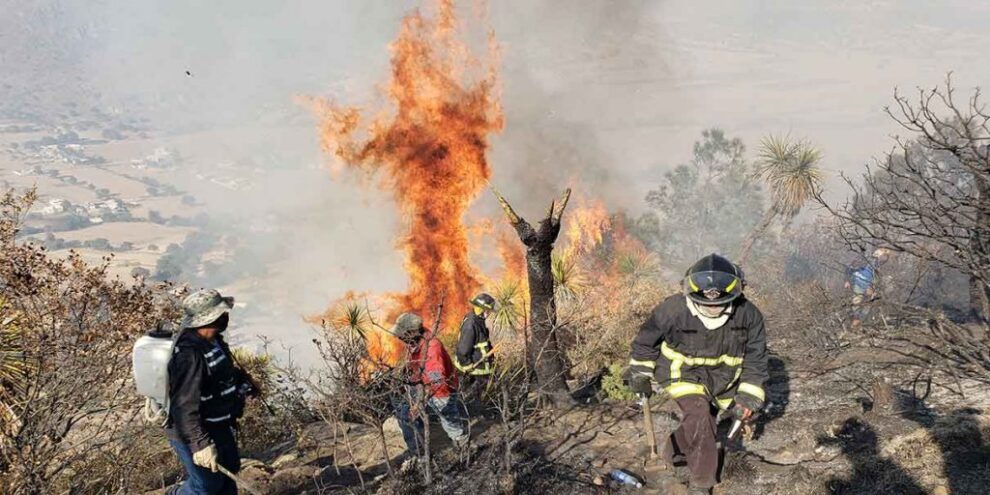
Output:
[{"xmin": 609, "ymin": 469, "xmax": 643, "ymax": 488}]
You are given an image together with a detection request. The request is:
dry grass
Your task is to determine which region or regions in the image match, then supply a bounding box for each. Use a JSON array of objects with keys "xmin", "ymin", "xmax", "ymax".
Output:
[{"xmin": 557, "ymin": 264, "xmax": 672, "ymax": 379}]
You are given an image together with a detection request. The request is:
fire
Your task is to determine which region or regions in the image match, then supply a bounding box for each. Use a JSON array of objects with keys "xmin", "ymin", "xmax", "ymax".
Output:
[
  {"xmin": 306, "ymin": 1, "xmax": 660, "ymax": 367},
  {"xmin": 562, "ymin": 200, "xmax": 611, "ymax": 258},
  {"xmin": 553, "ymin": 198, "xmax": 656, "ymax": 308},
  {"xmin": 309, "ymin": 0, "xmax": 502, "ymax": 363},
  {"xmin": 304, "ymin": 291, "xmax": 404, "ymax": 367},
  {"xmin": 488, "ymin": 195, "xmax": 653, "ymax": 310},
  {"xmin": 496, "ymin": 229, "xmax": 525, "ymax": 280}
]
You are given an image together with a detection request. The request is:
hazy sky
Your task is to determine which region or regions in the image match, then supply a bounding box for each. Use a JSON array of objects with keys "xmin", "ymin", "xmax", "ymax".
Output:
[
  {"xmin": 54, "ymin": 0, "xmax": 988, "ymax": 207},
  {"xmin": 4, "ymin": 1, "xmax": 989, "ymax": 357}
]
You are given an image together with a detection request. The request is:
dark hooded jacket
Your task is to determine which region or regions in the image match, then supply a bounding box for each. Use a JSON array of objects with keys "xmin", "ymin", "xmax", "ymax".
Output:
[{"xmin": 165, "ymin": 330, "xmax": 247, "ymax": 450}]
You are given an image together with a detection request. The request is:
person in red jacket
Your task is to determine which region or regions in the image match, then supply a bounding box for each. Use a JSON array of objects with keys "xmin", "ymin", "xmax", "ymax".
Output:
[{"xmin": 391, "ymin": 312, "xmax": 469, "ymax": 455}]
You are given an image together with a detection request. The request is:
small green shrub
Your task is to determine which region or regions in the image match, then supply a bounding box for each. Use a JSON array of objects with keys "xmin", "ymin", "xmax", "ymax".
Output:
[{"xmin": 600, "ymin": 363, "xmax": 636, "ymax": 401}]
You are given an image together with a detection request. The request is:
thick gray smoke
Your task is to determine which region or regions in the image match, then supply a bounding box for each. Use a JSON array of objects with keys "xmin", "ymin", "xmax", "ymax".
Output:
[
  {"xmin": 4, "ymin": 0, "xmax": 990, "ymax": 364},
  {"xmin": 488, "ymin": 0, "xmax": 672, "ymax": 215},
  {"xmin": 0, "ymin": 0, "xmax": 673, "ymax": 363}
]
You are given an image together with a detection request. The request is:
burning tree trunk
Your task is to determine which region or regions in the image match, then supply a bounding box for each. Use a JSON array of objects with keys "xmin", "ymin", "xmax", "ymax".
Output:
[{"xmin": 492, "ymin": 187, "xmax": 573, "ymax": 407}]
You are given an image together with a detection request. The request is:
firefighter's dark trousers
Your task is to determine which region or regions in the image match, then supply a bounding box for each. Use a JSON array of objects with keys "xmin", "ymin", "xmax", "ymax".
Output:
[{"xmin": 666, "ymin": 395, "xmax": 718, "ymax": 489}]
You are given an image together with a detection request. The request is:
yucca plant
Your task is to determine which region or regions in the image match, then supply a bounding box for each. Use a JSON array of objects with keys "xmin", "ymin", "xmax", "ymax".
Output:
[
  {"xmin": 491, "ymin": 279, "xmax": 525, "ymax": 332},
  {"xmin": 757, "ymin": 135, "xmax": 824, "ymax": 217},
  {"xmin": 0, "ymin": 299, "xmax": 27, "ymax": 436},
  {"xmin": 331, "ymin": 300, "xmax": 373, "ymax": 342},
  {"xmin": 552, "ymin": 253, "xmax": 587, "ymax": 302},
  {"xmin": 738, "ymin": 134, "xmax": 824, "ymax": 263},
  {"xmin": 616, "ymin": 251, "xmax": 661, "ymax": 280}
]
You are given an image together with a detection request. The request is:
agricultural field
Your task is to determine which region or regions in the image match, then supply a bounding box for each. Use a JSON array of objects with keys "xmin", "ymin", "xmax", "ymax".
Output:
[
  {"xmin": 0, "ymin": 121, "xmax": 245, "ymax": 290},
  {"xmin": 28, "ymin": 221, "xmax": 195, "ymax": 247}
]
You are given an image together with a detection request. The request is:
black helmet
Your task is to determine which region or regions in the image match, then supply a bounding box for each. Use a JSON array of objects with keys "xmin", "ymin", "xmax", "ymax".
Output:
[
  {"xmin": 683, "ymin": 254, "xmax": 743, "ymax": 306},
  {"xmin": 470, "ymin": 293, "xmax": 496, "ymax": 311}
]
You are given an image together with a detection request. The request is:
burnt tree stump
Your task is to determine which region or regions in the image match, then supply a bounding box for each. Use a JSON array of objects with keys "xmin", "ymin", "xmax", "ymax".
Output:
[{"xmin": 492, "ymin": 186, "xmax": 573, "ymax": 407}]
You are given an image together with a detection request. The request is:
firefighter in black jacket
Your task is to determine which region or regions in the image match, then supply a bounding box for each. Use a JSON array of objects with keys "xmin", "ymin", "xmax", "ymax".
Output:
[
  {"xmin": 455, "ymin": 293, "xmax": 496, "ymax": 402},
  {"xmin": 628, "ymin": 254, "xmax": 768, "ymax": 495},
  {"xmin": 166, "ymin": 289, "xmax": 255, "ymax": 495}
]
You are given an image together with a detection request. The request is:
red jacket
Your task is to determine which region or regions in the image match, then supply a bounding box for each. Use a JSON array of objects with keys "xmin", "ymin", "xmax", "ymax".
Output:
[{"xmin": 406, "ymin": 331, "xmax": 458, "ymax": 398}]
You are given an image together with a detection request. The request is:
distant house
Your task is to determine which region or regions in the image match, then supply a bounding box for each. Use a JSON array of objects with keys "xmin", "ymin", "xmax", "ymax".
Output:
[
  {"xmin": 84, "ymin": 198, "xmax": 126, "ymax": 215},
  {"xmin": 40, "ymin": 198, "xmax": 70, "ymax": 216},
  {"xmin": 38, "ymin": 144, "xmax": 103, "ymax": 165},
  {"xmin": 130, "ymin": 147, "xmax": 178, "ymax": 169},
  {"xmin": 210, "ymin": 176, "xmax": 251, "ymax": 191}
]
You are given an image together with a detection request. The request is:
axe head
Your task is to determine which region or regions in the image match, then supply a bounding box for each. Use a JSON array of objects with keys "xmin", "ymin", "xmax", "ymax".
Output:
[{"xmin": 728, "ymin": 419, "xmax": 743, "ymax": 439}]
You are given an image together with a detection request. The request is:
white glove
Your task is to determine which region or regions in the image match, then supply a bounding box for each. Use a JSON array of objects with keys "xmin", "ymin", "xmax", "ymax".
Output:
[{"xmin": 192, "ymin": 444, "xmax": 219, "ymax": 472}]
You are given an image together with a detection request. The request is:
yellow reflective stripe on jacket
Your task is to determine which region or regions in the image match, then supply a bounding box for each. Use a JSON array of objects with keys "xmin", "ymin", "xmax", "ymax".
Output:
[
  {"xmin": 453, "ymin": 358, "xmax": 493, "ymax": 375},
  {"xmin": 665, "ymin": 381, "xmax": 707, "ymax": 398},
  {"xmin": 730, "ymin": 367, "xmax": 743, "ymax": 387},
  {"xmin": 716, "ymin": 397, "xmax": 734, "ymax": 411},
  {"xmin": 629, "ymin": 358, "xmax": 657, "ymax": 370},
  {"xmin": 469, "ymin": 366, "xmax": 493, "ymax": 376},
  {"xmin": 737, "ymin": 382, "xmax": 765, "ymax": 401},
  {"xmin": 671, "ymin": 355, "xmax": 683, "ymax": 380},
  {"xmin": 660, "ymin": 342, "xmax": 743, "ymax": 368},
  {"xmin": 474, "ymin": 341, "xmax": 493, "ymax": 374},
  {"xmin": 454, "ymin": 351, "xmax": 494, "ymax": 376}
]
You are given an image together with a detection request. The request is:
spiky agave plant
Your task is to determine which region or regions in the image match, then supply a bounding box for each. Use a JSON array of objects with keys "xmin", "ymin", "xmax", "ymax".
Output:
[
  {"xmin": 756, "ymin": 135, "xmax": 824, "ymax": 218},
  {"xmin": 332, "ymin": 300, "xmax": 373, "ymax": 342},
  {"xmin": 617, "ymin": 251, "xmax": 661, "ymax": 280},
  {"xmin": 738, "ymin": 134, "xmax": 824, "ymax": 263},
  {"xmin": 0, "ymin": 298, "xmax": 27, "ymax": 434},
  {"xmin": 491, "ymin": 279, "xmax": 524, "ymax": 332},
  {"xmin": 552, "ymin": 252, "xmax": 587, "ymax": 302}
]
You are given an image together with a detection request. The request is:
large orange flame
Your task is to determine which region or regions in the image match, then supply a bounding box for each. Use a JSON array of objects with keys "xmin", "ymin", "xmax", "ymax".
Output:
[
  {"xmin": 555, "ymin": 198, "xmax": 656, "ymax": 310},
  {"xmin": 497, "ymin": 196, "xmax": 654, "ymax": 299},
  {"xmin": 563, "ymin": 201, "xmax": 611, "ymax": 259},
  {"xmin": 310, "ymin": 0, "xmax": 502, "ymax": 363}
]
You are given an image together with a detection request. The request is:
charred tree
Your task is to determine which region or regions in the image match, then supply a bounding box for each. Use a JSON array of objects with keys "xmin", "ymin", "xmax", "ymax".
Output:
[{"xmin": 492, "ymin": 187, "xmax": 573, "ymax": 407}]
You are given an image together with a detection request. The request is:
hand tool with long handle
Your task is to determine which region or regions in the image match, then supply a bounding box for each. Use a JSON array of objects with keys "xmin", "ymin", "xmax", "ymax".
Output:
[
  {"xmin": 640, "ymin": 394, "xmax": 658, "ymax": 458},
  {"xmin": 459, "ymin": 345, "xmax": 498, "ymax": 373},
  {"xmin": 217, "ymin": 464, "xmax": 264, "ymax": 495}
]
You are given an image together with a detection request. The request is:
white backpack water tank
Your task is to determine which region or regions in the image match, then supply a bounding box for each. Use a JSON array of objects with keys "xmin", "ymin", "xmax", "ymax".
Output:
[{"xmin": 132, "ymin": 333, "xmax": 174, "ymax": 405}]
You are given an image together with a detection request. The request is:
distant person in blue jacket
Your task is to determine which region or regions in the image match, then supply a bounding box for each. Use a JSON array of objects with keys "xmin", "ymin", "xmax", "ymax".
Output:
[{"xmin": 845, "ymin": 248, "xmax": 891, "ymax": 327}]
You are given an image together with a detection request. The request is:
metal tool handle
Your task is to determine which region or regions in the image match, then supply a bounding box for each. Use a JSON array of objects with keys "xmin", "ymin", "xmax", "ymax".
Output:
[{"xmin": 217, "ymin": 464, "xmax": 264, "ymax": 495}]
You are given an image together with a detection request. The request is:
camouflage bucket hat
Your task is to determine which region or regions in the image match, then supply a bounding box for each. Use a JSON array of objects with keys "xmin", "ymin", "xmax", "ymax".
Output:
[
  {"xmin": 182, "ymin": 289, "xmax": 234, "ymax": 329},
  {"xmin": 390, "ymin": 312, "xmax": 423, "ymax": 341}
]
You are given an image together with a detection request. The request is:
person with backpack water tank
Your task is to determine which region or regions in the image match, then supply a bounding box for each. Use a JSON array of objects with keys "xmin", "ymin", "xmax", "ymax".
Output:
[{"xmin": 165, "ymin": 289, "xmax": 257, "ymax": 495}]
